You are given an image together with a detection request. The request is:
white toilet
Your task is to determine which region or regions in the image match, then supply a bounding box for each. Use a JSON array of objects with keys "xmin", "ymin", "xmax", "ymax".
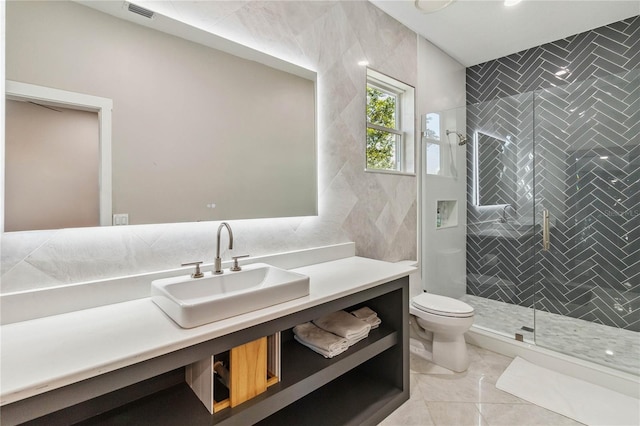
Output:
[{"xmin": 410, "ymin": 292, "xmax": 475, "ymax": 372}]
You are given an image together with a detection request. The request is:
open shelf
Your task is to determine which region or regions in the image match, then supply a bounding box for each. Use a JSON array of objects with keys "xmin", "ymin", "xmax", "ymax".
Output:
[
  {"xmin": 256, "ymin": 364, "xmax": 404, "ymax": 426},
  {"xmin": 281, "ymin": 326, "xmax": 396, "ymax": 385},
  {"xmin": 75, "ymin": 327, "xmax": 398, "ymax": 426},
  {"xmin": 76, "ymin": 384, "xmax": 211, "ymax": 425},
  {"xmin": 212, "ymin": 326, "xmax": 397, "ymax": 425},
  {"xmin": 29, "ymin": 277, "xmax": 409, "ymax": 426}
]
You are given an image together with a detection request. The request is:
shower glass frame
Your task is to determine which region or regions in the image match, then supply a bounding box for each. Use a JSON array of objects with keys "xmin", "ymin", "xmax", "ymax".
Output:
[
  {"xmin": 432, "ymin": 68, "xmax": 639, "ymax": 375},
  {"xmin": 531, "ymin": 69, "xmax": 640, "ymax": 375}
]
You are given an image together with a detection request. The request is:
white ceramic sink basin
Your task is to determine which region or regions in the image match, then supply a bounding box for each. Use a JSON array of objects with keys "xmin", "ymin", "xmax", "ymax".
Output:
[{"xmin": 151, "ymin": 263, "xmax": 310, "ymax": 328}]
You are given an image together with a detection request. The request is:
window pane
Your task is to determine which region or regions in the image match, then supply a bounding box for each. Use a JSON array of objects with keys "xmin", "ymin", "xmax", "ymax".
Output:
[
  {"xmin": 426, "ymin": 141, "xmax": 441, "ymax": 175},
  {"xmin": 425, "ymin": 113, "xmax": 440, "ymax": 140},
  {"xmin": 367, "ymin": 127, "xmax": 398, "ymax": 170},
  {"xmin": 367, "ymin": 86, "xmax": 397, "ymax": 129}
]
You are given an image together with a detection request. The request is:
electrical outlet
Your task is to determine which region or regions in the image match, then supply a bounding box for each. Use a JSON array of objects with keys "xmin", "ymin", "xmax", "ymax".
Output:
[{"xmin": 113, "ymin": 214, "xmax": 129, "ymax": 226}]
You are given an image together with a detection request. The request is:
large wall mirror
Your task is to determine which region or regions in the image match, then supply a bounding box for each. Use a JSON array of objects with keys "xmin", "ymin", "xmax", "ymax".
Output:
[
  {"xmin": 473, "ymin": 131, "xmax": 517, "ymax": 206},
  {"xmin": 4, "ymin": 0, "xmax": 317, "ymax": 232}
]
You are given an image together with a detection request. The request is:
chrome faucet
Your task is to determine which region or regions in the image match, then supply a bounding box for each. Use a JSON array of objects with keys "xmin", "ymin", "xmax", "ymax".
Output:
[
  {"xmin": 499, "ymin": 204, "xmax": 514, "ymax": 223},
  {"xmin": 214, "ymin": 222, "xmax": 233, "ymax": 274}
]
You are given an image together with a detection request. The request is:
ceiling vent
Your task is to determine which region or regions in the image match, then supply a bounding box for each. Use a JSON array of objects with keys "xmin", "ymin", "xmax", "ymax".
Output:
[{"xmin": 127, "ymin": 2, "xmax": 154, "ymax": 19}]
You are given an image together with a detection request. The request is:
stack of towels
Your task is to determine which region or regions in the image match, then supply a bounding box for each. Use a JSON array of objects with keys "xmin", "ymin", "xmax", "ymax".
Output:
[
  {"xmin": 292, "ymin": 307, "xmax": 382, "ymax": 358},
  {"xmin": 350, "ymin": 306, "xmax": 381, "ymax": 330}
]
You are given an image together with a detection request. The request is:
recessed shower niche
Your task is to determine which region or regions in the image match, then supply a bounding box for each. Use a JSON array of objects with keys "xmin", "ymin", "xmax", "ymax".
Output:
[{"xmin": 436, "ymin": 200, "xmax": 458, "ymax": 229}]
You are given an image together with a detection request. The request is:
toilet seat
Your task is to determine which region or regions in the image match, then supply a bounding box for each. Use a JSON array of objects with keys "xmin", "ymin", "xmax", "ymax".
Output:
[{"xmin": 412, "ymin": 293, "xmax": 474, "ymax": 318}]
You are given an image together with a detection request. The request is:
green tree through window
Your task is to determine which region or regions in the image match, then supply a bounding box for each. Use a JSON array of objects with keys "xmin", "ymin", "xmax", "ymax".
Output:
[{"xmin": 366, "ymin": 86, "xmax": 399, "ymax": 170}]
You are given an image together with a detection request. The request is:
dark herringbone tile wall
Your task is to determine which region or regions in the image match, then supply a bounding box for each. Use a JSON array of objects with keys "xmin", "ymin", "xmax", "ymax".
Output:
[
  {"xmin": 467, "ymin": 17, "xmax": 639, "ymax": 104},
  {"xmin": 466, "ymin": 16, "xmax": 640, "ymax": 331}
]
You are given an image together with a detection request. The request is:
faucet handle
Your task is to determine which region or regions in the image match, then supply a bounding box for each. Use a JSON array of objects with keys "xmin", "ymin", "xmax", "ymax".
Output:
[
  {"xmin": 230, "ymin": 254, "xmax": 250, "ymax": 272},
  {"xmin": 181, "ymin": 261, "xmax": 204, "ymax": 278}
]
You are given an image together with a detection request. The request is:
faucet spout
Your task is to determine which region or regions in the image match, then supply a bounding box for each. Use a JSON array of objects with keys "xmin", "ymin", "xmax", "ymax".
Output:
[
  {"xmin": 499, "ymin": 204, "xmax": 514, "ymax": 223},
  {"xmin": 215, "ymin": 222, "xmax": 233, "ymax": 274}
]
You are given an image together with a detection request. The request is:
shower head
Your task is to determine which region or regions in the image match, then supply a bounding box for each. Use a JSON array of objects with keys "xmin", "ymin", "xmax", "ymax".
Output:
[{"xmin": 446, "ymin": 130, "xmax": 467, "ymax": 146}]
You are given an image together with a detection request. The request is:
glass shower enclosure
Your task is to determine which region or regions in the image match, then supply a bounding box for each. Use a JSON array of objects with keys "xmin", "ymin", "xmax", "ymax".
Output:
[
  {"xmin": 532, "ymin": 69, "xmax": 639, "ymax": 374},
  {"xmin": 460, "ymin": 69, "xmax": 639, "ymax": 375}
]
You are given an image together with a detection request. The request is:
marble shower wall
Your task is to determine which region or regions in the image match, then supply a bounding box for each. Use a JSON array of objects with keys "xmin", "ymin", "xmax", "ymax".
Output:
[{"xmin": 0, "ymin": 1, "xmax": 418, "ymax": 293}]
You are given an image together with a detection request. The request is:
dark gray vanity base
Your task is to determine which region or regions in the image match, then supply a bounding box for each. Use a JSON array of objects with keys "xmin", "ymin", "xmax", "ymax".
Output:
[{"xmin": 10, "ymin": 277, "xmax": 409, "ymax": 425}]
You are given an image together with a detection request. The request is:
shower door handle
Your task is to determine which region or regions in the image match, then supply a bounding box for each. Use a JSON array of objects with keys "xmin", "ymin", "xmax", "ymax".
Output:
[{"xmin": 542, "ymin": 209, "xmax": 550, "ymax": 251}]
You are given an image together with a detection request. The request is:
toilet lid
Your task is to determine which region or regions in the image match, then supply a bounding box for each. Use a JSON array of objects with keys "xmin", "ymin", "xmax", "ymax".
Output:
[{"xmin": 412, "ymin": 293, "xmax": 474, "ymax": 318}]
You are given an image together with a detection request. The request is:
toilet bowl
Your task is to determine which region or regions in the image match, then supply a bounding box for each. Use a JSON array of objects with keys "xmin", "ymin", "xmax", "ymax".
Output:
[{"xmin": 410, "ymin": 293, "xmax": 474, "ymax": 372}]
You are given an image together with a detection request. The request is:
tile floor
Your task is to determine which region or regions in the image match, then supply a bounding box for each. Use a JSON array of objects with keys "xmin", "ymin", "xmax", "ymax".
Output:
[
  {"xmin": 379, "ymin": 343, "xmax": 585, "ymax": 426},
  {"xmin": 460, "ymin": 295, "xmax": 640, "ymax": 376}
]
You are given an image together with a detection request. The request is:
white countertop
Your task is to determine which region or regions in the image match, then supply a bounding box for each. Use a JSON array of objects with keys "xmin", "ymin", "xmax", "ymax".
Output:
[{"xmin": 0, "ymin": 256, "xmax": 414, "ymax": 406}]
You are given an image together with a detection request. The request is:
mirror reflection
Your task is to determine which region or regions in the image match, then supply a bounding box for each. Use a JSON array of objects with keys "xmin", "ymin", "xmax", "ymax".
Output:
[
  {"xmin": 5, "ymin": 0, "xmax": 317, "ymax": 232},
  {"xmin": 423, "ymin": 107, "xmax": 466, "ymax": 179},
  {"xmin": 473, "ymin": 131, "xmax": 517, "ymax": 206}
]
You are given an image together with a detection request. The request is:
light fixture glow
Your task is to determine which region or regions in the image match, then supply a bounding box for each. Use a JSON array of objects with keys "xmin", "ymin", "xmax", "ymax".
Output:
[
  {"xmin": 504, "ymin": 0, "xmax": 522, "ymax": 6},
  {"xmin": 358, "ymin": 60, "xmax": 369, "ymax": 67},
  {"xmin": 415, "ymin": 0, "xmax": 455, "ymax": 14},
  {"xmin": 555, "ymin": 69, "xmax": 569, "ymax": 76},
  {"xmin": 605, "ymin": 350, "xmax": 614, "ymax": 356},
  {"xmin": 600, "ymin": 156, "xmax": 609, "ymax": 160}
]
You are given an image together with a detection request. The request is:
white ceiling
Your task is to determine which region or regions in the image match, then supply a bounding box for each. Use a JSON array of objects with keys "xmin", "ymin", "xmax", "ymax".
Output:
[{"xmin": 369, "ymin": 0, "xmax": 640, "ymax": 67}]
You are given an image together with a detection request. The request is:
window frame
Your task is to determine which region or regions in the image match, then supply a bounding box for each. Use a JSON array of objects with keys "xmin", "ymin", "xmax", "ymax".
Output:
[{"xmin": 365, "ymin": 69, "xmax": 415, "ymax": 175}]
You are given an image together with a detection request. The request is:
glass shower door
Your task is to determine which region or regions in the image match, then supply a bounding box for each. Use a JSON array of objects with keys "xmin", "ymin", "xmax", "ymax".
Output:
[
  {"xmin": 465, "ymin": 92, "xmax": 537, "ymax": 342},
  {"xmin": 533, "ymin": 70, "xmax": 640, "ymax": 375}
]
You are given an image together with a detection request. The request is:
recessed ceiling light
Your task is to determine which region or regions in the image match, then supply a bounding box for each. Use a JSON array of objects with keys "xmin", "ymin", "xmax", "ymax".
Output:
[{"xmin": 504, "ymin": 0, "xmax": 522, "ymax": 6}]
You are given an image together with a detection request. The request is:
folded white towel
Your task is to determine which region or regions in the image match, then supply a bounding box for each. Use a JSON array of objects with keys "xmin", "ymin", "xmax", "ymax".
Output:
[
  {"xmin": 293, "ymin": 322, "xmax": 349, "ymax": 358},
  {"xmin": 313, "ymin": 310, "xmax": 371, "ymax": 340},
  {"xmin": 346, "ymin": 329, "xmax": 370, "ymax": 346},
  {"xmin": 351, "ymin": 306, "xmax": 377, "ymax": 320},
  {"xmin": 351, "ymin": 306, "xmax": 382, "ymax": 329},
  {"xmin": 364, "ymin": 316, "xmax": 382, "ymax": 329},
  {"xmin": 294, "ymin": 335, "xmax": 349, "ymax": 358}
]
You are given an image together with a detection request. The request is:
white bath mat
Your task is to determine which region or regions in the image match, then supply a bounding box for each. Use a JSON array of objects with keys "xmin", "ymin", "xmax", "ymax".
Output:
[{"xmin": 497, "ymin": 357, "xmax": 640, "ymax": 426}]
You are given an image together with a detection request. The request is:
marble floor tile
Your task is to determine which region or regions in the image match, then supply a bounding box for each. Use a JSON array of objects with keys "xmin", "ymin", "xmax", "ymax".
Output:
[
  {"xmin": 465, "ymin": 346, "xmax": 516, "ymax": 384},
  {"xmin": 477, "ymin": 402, "xmax": 584, "ymax": 425},
  {"xmin": 408, "ymin": 372, "xmax": 426, "ymax": 400},
  {"xmin": 380, "ymin": 343, "xmax": 587, "ymax": 426},
  {"xmin": 378, "ymin": 399, "xmax": 435, "ymax": 426},
  {"xmin": 415, "ymin": 369, "xmax": 525, "ymax": 404},
  {"xmin": 426, "ymin": 402, "xmax": 488, "ymax": 426}
]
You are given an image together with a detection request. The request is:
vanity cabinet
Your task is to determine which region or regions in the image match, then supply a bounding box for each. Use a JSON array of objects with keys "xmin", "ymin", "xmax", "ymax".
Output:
[{"xmin": 10, "ymin": 276, "xmax": 408, "ymax": 426}]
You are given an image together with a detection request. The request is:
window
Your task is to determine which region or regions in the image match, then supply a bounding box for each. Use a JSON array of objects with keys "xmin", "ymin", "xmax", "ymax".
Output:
[
  {"xmin": 366, "ymin": 69, "xmax": 415, "ymax": 174},
  {"xmin": 424, "ymin": 113, "xmax": 441, "ymax": 175}
]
